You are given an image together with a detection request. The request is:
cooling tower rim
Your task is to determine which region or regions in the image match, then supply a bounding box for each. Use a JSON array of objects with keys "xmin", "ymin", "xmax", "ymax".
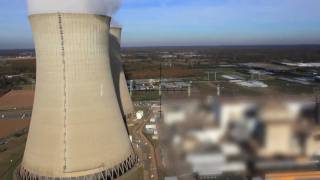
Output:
[
  {"xmin": 18, "ymin": 154, "xmax": 139, "ymax": 179},
  {"xmin": 110, "ymin": 26, "xmax": 122, "ymax": 30},
  {"xmin": 28, "ymin": 12, "xmax": 111, "ymax": 18}
]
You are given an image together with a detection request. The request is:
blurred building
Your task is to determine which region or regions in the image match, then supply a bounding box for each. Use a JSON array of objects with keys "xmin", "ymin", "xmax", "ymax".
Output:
[{"xmin": 159, "ymin": 96, "xmax": 320, "ymax": 178}]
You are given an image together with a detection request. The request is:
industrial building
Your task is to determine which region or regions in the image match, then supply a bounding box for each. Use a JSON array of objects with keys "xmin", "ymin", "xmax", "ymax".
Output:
[{"xmin": 159, "ymin": 97, "xmax": 320, "ymax": 179}]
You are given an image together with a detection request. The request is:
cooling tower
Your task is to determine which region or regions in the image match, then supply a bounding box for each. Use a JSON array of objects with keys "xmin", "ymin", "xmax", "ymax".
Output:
[
  {"xmin": 110, "ymin": 27, "xmax": 134, "ymax": 117},
  {"xmin": 19, "ymin": 13, "xmax": 138, "ymax": 179}
]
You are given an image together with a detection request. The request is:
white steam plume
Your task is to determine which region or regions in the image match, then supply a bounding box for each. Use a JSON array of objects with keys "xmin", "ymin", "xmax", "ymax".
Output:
[{"xmin": 28, "ymin": 0, "xmax": 121, "ymax": 16}]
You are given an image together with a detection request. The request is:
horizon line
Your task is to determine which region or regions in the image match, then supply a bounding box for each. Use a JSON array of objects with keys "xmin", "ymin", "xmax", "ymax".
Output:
[{"xmin": 1, "ymin": 44, "xmax": 320, "ymax": 51}]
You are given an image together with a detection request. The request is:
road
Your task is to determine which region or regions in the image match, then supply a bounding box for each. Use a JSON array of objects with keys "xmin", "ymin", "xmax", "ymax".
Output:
[
  {"xmin": 129, "ymin": 108, "xmax": 159, "ymax": 180},
  {"xmin": 0, "ymin": 111, "xmax": 32, "ymax": 121}
]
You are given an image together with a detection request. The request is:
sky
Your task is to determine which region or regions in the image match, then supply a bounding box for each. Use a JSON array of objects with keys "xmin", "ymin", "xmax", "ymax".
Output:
[{"xmin": 0, "ymin": 0, "xmax": 320, "ymax": 49}]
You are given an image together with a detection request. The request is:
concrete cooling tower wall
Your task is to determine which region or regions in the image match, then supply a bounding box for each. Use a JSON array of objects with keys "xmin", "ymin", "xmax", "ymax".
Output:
[
  {"xmin": 110, "ymin": 27, "xmax": 134, "ymax": 117},
  {"xmin": 19, "ymin": 13, "xmax": 137, "ymax": 179}
]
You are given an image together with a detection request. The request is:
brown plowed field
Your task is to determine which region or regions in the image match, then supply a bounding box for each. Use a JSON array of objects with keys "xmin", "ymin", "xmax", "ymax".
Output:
[
  {"xmin": 127, "ymin": 67, "xmax": 202, "ymax": 79},
  {"xmin": 0, "ymin": 90, "xmax": 33, "ymax": 138},
  {"xmin": 0, "ymin": 90, "xmax": 34, "ymax": 109},
  {"xmin": 0, "ymin": 120, "xmax": 30, "ymax": 138}
]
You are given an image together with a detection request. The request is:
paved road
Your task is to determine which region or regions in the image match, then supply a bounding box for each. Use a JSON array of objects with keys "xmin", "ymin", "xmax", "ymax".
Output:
[
  {"xmin": 129, "ymin": 108, "xmax": 159, "ymax": 180},
  {"xmin": 0, "ymin": 111, "xmax": 32, "ymax": 121}
]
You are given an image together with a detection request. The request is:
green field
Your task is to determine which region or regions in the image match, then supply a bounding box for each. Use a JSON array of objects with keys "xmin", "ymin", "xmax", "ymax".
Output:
[
  {"xmin": 0, "ymin": 135, "xmax": 26, "ymax": 180},
  {"xmin": 132, "ymin": 91, "xmax": 160, "ymax": 101}
]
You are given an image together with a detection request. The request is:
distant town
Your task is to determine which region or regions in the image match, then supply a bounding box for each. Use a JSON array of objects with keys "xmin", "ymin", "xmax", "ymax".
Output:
[{"xmin": 2, "ymin": 45, "xmax": 320, "ymax": 95}]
